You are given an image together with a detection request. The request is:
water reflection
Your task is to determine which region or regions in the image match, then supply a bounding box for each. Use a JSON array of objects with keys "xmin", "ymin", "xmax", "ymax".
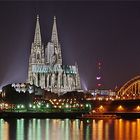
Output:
[
  {"xmin": 0, "ymin": 119, "xmax": 9, "ymax": 140},
  {"xmin": 16, "ymin": 119, "xmax": 24, "ymax": 140},
  {"xmin": 1, "ymin": 118, "xmax": 140, "ymax": 140}
]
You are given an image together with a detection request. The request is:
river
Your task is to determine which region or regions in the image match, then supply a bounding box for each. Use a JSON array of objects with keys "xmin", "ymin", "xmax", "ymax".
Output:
[{"xmin": 0, "ymin": 118, "xmax": 140, "ymax": 140}]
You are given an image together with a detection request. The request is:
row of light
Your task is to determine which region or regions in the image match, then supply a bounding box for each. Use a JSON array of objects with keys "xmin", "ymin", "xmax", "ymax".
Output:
[
  {"xmin": 116, "ymin": 95, "xmax": 140, "ymax": 100},
  {"xmin": 51, "ymin": 98, "xmax": 77, "ymax": 102},
  {"xmin": 116, "ymin": 105, "xmax": 140, "ymax": 112},
  {"xmin": 91, "ymin": 97, "xmax": 115, "ymax": 101},
  {"xmin": 92, "ymin": 105, "xmax": 140, "ymax": 113},
  {"xmin": 49, "ymin": 98, "xmax": 85, "ymax": 109},
  {"xmin": 16, "ymin": 103, "xmax": 50, "ymax": 109},
  {"xmin": 52, "ymin": 103, "xmax": 84, "ymax": 109},
  {"xmin": 15, "ymin": 103, "xmax": 87, "ymax": 110},
  {"xmin": 0, "ymin": 103, "xmax": 9, "ymax": 109}
]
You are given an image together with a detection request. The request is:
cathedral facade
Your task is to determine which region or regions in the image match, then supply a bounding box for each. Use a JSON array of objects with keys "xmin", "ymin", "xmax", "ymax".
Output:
[{"xmin": 27, "ymin": 15, "xmax": 81, "ymax": 93}]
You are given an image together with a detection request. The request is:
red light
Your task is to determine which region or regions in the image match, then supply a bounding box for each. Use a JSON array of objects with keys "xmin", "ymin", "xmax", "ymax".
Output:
[{"xmin": 97, "ymin": 83, "xmax": 102, "ymax": 87}]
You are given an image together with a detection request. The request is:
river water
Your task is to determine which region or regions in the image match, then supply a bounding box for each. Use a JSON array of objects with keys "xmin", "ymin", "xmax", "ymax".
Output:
[{"xmin": 0, "ymin": 118, "xmax": 140, "ymax": 140}]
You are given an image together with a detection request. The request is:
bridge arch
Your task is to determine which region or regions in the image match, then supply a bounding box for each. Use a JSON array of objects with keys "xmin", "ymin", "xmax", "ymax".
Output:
[{"xmin": 117, "ymin": 75, "xmax": 140, "ymax": 99}]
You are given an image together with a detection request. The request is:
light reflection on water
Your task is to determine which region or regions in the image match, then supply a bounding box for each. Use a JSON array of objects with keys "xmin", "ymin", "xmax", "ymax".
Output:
[{"xmin": 0, "ymin": 118, "xmax": 140, "ymax": 140}]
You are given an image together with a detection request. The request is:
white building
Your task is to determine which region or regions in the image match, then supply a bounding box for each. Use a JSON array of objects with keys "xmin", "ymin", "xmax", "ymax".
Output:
[{"xmin": 28, "ymin": 15, "xmax": 81, "ymax": 93}]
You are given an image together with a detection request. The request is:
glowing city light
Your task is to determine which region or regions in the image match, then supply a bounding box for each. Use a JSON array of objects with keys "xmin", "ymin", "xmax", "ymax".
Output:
[
  {"xmin": 33, "ymin": 105, "xmax": 36, "ymax": 109},
  {"xmin": 117, "ymin": 105, "xmax": 124, "ymax": 112},
  {"xmin": 135, "ymin": 105, "xmax": 140, "ymax": 111},
  {"xmin": 17, "ymin": 105, "xmax": 20, "ymax": 109},
  {"xmin": 46, "ymin": 104, "xmax": 49, "ymax": 108},
  {"xmin": 21, "ymin": 105, "xmax": 24, "ymax": 108}
]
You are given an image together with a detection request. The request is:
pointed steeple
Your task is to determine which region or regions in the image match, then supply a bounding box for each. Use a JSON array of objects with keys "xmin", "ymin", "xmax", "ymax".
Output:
[
  {"xmin": 51, "ymin": 16, "xmax": 59, "ymax": 46},
  {"xmin": 34, "ymin": 15, "xmax": 41, "ymax": 45}
]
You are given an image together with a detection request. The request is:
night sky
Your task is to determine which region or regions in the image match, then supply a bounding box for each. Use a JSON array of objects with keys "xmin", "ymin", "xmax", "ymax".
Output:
[{"xmin": 0, "ymin": 1, "xmax": 140, "ymax": 90}]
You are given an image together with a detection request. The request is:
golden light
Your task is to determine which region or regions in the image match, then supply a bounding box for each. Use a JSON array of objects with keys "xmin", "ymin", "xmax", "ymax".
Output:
[
  {"xmin": 135, "ymin": 105, "xmax": 140, "ymax": 111},
  {"xmin": 98, "ymin": 97, "xmax": 103, "ymax": 101},
  {"xmin": 105, "ymin": 98, "xmax": 108, "ymax": 101},
  {"xmin": 92, "ymin": 110, "xmax": 96, "ymax": 113},
  {"xmin": 117, "ymin": 105, "xmax": 124, "ymax": 112},
  {"xmin": 5, "ymin": 104, "xmax": 8, "ymax": 109},
  {"xmin": 98, "ymin": 105, "xmax": 105, "ymax": 112}
]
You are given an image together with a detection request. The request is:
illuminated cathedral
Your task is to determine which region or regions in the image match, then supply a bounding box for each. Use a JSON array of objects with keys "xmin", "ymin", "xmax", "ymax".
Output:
[{"xmin": 27, "ymin": 15, "xmax": 81, "ymax": 93}]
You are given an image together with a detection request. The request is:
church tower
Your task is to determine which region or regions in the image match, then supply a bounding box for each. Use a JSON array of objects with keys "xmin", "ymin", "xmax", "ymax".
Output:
[
  {"xmin": 28, "ymin": 15, "xmax": 45, "ymax": 86},
  {"xmin": 45, "ymin": 16, "xmax": 62, "ymax": 65}
]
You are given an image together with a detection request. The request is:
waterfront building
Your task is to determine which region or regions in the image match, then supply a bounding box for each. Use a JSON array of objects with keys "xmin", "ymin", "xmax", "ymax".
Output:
[
  {"xmin": 28, "ymin": 15, "xmax": 81, "ymax": 94},
  {"xmin": 86, "ymin": 89, "xmax": 116, "ymax": 101}
]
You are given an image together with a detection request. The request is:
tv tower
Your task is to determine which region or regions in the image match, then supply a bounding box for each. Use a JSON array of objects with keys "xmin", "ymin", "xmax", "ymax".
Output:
[{"xmin": 96, "ymin": 61, "xmax": 102, "ymax": 89}]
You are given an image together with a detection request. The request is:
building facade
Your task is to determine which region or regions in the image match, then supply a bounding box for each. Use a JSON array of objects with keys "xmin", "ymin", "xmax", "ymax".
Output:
[{"xmin": 28, "ymin": 15, "xmax": 81, "ymax": 93}]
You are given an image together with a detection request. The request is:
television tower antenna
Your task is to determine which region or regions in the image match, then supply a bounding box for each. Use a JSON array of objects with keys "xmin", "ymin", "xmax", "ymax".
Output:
[{"xmin": 96, "ymin": 61, "xmax": 102, "ymax": 89}]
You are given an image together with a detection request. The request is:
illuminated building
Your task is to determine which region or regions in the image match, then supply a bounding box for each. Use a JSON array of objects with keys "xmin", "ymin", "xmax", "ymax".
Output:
[
  {"xmin": 91, "ymin": 89, "xmax": 115, "ymax": 96},
  {"xmin": 28, "ymin": 15, "xmax": 81, "ymax": 94},
  {"xmin": 87, "ymin": 89, "xmax": 116, "ymax": 101},
  {"xmin": 11, "ymin": 83, "xmax": 43, "ymax": 95}
]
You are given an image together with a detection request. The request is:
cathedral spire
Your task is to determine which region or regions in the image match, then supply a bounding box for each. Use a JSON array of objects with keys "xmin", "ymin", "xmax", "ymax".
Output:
[
  {"xmin": 34, "ymin": 15, "xmax": 41, "ymax": 44},
  {"xmin": 51, "ymin": 16, "xmax": 59, "ymax": 46}
]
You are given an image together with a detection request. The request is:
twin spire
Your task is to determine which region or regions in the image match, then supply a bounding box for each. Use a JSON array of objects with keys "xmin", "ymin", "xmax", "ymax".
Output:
[
  {"xmin": 34, "ymin": 15, "xmax": 41, "ymax": 45},
  {"xmin": 51, "ymin": 16, "xmax": 59, "ymax": 46},
  {"xmin": 34, "ymin": 15, "xmax": 59, "ymax": 45}
]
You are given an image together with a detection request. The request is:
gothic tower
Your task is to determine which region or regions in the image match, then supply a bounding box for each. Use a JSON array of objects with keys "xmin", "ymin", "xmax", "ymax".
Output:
[
  {"xmin": 45, "ymin": 16, "xmax": 62, "ymax": 65},
  {"xmin": 28, "ymin": 15, "xmax": 45, "ymax": 86}
]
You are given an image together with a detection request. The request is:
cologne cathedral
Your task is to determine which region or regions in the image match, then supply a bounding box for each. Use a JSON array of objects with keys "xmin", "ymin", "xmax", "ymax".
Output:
[{"xmin": 28, "ymin": 15, "xmax": 81, "ymax": 93}]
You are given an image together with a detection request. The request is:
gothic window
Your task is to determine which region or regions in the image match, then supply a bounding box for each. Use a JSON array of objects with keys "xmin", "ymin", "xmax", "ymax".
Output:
[
  {"xmin": 49, "ymin": 75, "xmax": 51, "ymax": 86},
  {"xmin": 37, "ymin": 53, "xmax": 40, "ymax": 60},
  {"xmin": 45, "ymin": 75, "xmax": 47, "ymax": 87},
  {"xmin": 38, "ymin": 73, "xmax": 40, "ymax": 86},
  {"xmin": 52, "ymin": 53, "xmax": 57, "ymax": 65},
  {"xmin": 33, "ymin": 77, "xmax": 36, "ymax": 85}
]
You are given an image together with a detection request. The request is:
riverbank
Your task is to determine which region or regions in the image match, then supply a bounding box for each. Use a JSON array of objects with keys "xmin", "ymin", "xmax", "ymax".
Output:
[
  {"xmin": 82, "ymin": 112, "xmax": 140, "ymax": 119},
  {"xmin": 0, "ymin": 111, "xmax": 85, "ymax": 119},
  {"xmin": 1, "ymin": 111, "xmax": 140, "ymax": 119}
]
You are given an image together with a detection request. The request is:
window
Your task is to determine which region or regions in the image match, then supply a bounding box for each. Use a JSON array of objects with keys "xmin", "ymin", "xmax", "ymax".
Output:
[{"xmin": 37, "ymin": 53, "xmax": 40, "ymax": 60}]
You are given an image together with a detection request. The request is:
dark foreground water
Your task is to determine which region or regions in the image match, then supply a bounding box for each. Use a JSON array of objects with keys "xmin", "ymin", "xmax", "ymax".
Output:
[{"xmin": 0, "ymin": 118, "xmax": 140, "ymax": 140}]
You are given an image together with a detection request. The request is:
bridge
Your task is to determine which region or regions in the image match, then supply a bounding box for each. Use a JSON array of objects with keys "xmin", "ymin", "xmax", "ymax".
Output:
[{"xmin": 116, "ymin": 75, "xmax": 140, "ymax": 100}]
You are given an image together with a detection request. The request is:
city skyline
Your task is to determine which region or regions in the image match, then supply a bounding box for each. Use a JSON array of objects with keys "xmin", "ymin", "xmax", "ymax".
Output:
[{"xmin": 0, "ymin": 1, "xmax": 140, "ymax": 90}]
